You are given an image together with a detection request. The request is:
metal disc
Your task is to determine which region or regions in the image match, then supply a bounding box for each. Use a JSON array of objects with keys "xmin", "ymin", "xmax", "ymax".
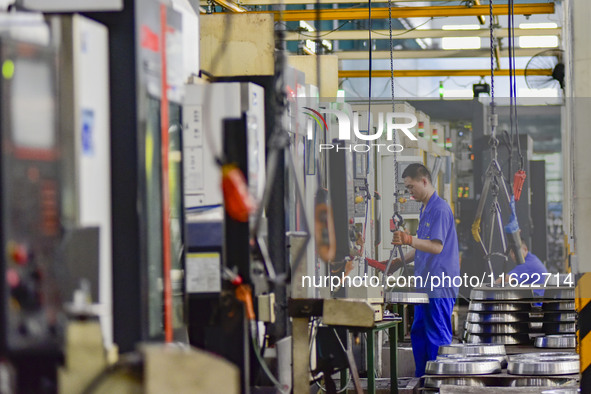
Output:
[
  {"xmin": 425, "ymin": 358, "xmax": 502, "ymax": 375},
  {"xmin": 438, "ymin": 343, "xmax": 507, "ymax": 356},
  {"xmin": 511, "ymin": 378, "xmax": 578, "ymax": 387},
  {"xmin": 543, "ymin": 301, "xmax": 576, "ymax": 311},
  {"xmin": 540, "ymin": 388, "xmax": 580, "ymax": 394},
  {"xmin": 544, "ymin": 312, "xmax": 577, "ymax": 322},
  {"xmin": 437, "ymin": 353, "xmax": 508, "ymax": 368},
  {"xmin": 466, "ymin": 334, "xmax": 531, "ymax": 345},
  {"xmin": 509, "ymin": 352, "xmax": 578, "ymax": 361},
  {"xmin": 543, "ymin": 287, "xmax": 575, "ymax": 300},
  {"xmin": 384, "ymin": 291, "xmax": 429, "ymax": 304},
  {"xmin": 543, "ymin": 322, "xmax": 576, "ymax": 334},
  {"xmin": 466, "ymin": 323, "xmax": 529, "ymax": 335},
  {"xmin": 470, "ymin": 286, "xmax": 536, "ymax": 301},
  {"xmin": 424, "ymin": 376, "xmax": 487, "ymax": 388},
  {"xmin": 466, "ymin": 312, "xmax": 530, "ymax": 323},
  {"xmin": 469, "ymin": 302, "xmax": 530, "ymax": 312},
  {"xmin": 508, "ymin": 359, "xmax": 580, "ymax": 375},
  {"xmin": 535, "ymin": 335, "xmax": 577, "ymax": 349}
]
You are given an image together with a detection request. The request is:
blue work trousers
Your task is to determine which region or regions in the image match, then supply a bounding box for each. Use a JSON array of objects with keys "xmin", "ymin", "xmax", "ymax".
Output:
[{"xmin": 410, "ymin": 297, "xmax": 455, "ymax": 377}]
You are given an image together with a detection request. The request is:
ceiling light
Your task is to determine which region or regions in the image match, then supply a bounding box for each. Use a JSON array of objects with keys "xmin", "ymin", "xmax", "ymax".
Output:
[
  {"xmin": 517, "ymin": 88, "xmax": 559, "ymax": 98},
  {"xmin": 519, "ymin": 22, "xmax": 559, "ymax": 29},
  {"xmin": 300, "ymin": 21, "xmax": 314, "ymax": 31},
  {"xmin": 442, "ymin": 24, "xmax": 480, "ymax": 30},
  {"xmin": 442, "ymin": 37, "xmax": 481, "ymax": 50},
  {"xmin": 443, "ymin": 89, "xmax": 473, "ymax": 99},
  {"xmin": 519, "ymin": 36, "xmax": 559, "ymax": 48}
]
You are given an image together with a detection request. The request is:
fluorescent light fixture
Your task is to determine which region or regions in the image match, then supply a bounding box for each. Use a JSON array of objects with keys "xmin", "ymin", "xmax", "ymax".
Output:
[
  {"xmin": 300, "ymin": 21, "xmax": 314, "ymax": 31},
  {"xmin": 518, "ymin": 88, "xmax": 559, "ymax": 98},
  {"xmin": 442, "ymin": 37, "xmax": 481, "ymax": 50},
  {"xmin": 519, "ymin": 35, "xmax": 559, "ymax": 48},
  {"xmin": 305, "ymin": 39, "xmax": 332, "ymax": 53},
  {"xmin": 301, "ymin": 21, "xmax": 332, "ymax": 52},
  {"xmin": 442, "ymin": 24, "xmax": 480, "ymax": 30},
  {"xmin": 443, "ymin": 89, "xmax": 473, "ymax": 98},
  {"xmin": 519, "ymin": 22, "xmax": 559, "ymax": 29}
]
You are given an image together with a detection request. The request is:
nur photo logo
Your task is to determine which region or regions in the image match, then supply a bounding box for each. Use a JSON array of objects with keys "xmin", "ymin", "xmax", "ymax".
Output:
[{"xmin": 301, "ymin": 104, "xmax": 419, "ymax": 153}]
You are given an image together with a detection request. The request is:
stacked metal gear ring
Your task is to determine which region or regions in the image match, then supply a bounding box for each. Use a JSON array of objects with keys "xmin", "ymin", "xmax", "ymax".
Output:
[
  {"xmin": 438, "ymin": 343, "xmax": 507, "ymax": 356},
  {"xmin": 437, "ymin": 353, "xmax": 508, "ymax": 368},
  {"xmin": 465, "ymin": 286, "xmax": 535, "ymax": 345},
  {"xmin": 425, "ymin": 358, "xmax": 502, "ymax": 375},
  {"xmin": 537, "ymin": 287, "xmax": 577, "ymax": 348},
  {"xmin": 424, "ymin": 376, "xmax": 486, "ymax": 389},
  {"xmin": 425, "ymin": 344, "xmax": 505, "ymax": 389},
  {"xmin": 535, "ymin": 334, "xmax": 576, "ymax": 349},
  {"xmin": 508, "ymin": 352, "xmax": 580, "ymax": 376}
]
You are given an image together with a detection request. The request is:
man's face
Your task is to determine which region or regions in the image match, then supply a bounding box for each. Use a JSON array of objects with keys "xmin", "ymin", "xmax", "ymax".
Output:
[
  {"xmin": 404, "ymin": 176, "xmax": 428, "ymax": 202},
  {"xmin": 509, "ymin": 244, "xmax": 527, "ymax": 262}
]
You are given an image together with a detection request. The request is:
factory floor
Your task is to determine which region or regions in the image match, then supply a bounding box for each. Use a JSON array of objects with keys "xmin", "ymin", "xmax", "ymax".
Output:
[{"xmin": 336, "ymin": 302, "xmax": 578, "ymax": 393}]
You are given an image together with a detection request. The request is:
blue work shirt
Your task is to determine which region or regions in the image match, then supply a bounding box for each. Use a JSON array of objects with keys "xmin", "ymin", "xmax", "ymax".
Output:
[
  {"xmin": 509, "ymin": 252, "xmax": 548, "ymax": 297},
  {"xmin": 415, "ymin": 192, "xmax": 460, "ymax": 298}
]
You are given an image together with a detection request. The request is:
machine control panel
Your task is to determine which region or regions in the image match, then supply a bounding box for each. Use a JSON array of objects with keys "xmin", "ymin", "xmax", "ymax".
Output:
[{"xmin": 0, "ymin": 38, "xmax": 63, "ymax": 353}]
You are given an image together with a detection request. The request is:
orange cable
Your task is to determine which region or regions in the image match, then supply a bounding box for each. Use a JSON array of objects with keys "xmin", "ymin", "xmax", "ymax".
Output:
[{"xmin": 160, "ymin": 3, "xmax": 173, "ymax": 343}]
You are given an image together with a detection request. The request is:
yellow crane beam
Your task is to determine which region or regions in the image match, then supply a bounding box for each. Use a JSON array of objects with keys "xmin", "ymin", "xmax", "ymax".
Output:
[
  {"xmin": 210, "ymin": 0, "xmax": 248, "ymax": 12},
  {"xmin": 474, "ymin": 0, "xmax": 486, "ymax": 25},
  {"xmin": 338, "ymin": 69, "xmax": 553, "ymax": 78},
  {"xmin": 204, "ymin": 0, "xmax": 478, "ymax": 5},
  {"xmin": 284, "ymin": 27, "xmax": 561, "ymax": 41},
  {"xmin": 231, "ymin": 3, "xmax": 554, "ymax": 22},
  {"xmin": 334, "ymin": 48, "xmax": 543, "ymax": 60}
]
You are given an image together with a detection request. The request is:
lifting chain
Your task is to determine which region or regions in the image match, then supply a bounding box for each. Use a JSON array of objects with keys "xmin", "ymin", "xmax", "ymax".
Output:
[{"xmin": 387, "ymin": 0, "xmax": 401, "ymax": 228}]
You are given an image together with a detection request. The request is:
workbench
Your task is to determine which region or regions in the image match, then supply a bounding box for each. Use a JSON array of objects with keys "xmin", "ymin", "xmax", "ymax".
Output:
[
  {"xmin": 289, "ymin": 298, "xmax": 403, "ymax": 394},
  {"xmin": 363, "ymin": 319, "xmax": 401, "ymax": 394}
]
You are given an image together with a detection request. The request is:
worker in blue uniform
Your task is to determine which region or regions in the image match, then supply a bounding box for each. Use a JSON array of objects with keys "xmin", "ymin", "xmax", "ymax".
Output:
[
  {"xmin": 498, "ymin": 238, "xmax": 548, "ymax": 298},
  {"xmin": 391, "ymin": 163, "xmax": 460, "ymax": 377}
]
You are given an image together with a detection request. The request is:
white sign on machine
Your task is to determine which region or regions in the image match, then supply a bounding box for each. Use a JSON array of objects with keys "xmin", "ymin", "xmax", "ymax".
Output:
[
  {"xmin": 18, "ymin": 0, "xmax": 123, "ymax": 11},
  {"xmin": 183, "ymin": 82, "xmax": 266, "ymax": 211}
]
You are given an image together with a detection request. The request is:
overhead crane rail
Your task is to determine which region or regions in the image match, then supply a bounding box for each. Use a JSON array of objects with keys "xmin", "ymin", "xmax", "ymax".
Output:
[
  {"xmin": 335, "ymin": 48, "xmax": 543, "ymax": 60},
  {"xmin": 339, "ymin": 69, "xmax": 553, "ymax": 78},
  {"xmin": 284, "ymin": 27, "xmax": 561, "ymax": 41},
  {"xmin": 205, "ymin": 0, "xmax": 493, "ymax": 5},
  {"xmin": 220, "ymin": 3, "xmax": 554, "ymax": 22}
]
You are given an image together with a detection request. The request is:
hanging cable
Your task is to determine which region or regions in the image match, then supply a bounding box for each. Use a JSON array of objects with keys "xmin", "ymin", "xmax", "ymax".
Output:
[
  {"xmin": 506, "ymin": 0, "xmax": 514, "ymax": 185},
  {"xmin": 507, "ymin": 0, "xmax": 526, "ymax": 201},
  {"xmin": 510, "ymin": 0, "xmax": 524, "ymax": 171},
  {"xmin": 387, "ymin": 0, "xmax": 397, "ymax": 204},
  {"xmin": 368, "ymin": 0, "xmax": 372, "ymax": 134},
  {"xmin": 387, "ymin": 0, "xmax": 400, "ymax": 219},
  {"xmin": 295, "ymin": 21, "xmax": 350, "ymax": 39},
  {"xmin": 371, "ymin": 16, "xmax": 436, "ymax": 37},
  {"xmin": 489, "ymin": 0, "xmax": 495, "ymax": 118},
  {"xmin": 388, "ymin": 0, "xmax": 395, "ymax": 108},
  {"xmin": 315, "ymin": 0, "xmax": 321, "ymax": 97},
  {"xmin": 471, "ymin": 0, "xmax": 526, "ymax": 277},
  {"xmin": 381, "ymin": 0, "xmax": 409, "ymax": 281}
]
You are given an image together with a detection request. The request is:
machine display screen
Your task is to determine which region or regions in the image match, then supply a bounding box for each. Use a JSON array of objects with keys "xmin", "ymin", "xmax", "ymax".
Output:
[{"xmin": 11, "ymin": 58, "xmax": 56, "ymax": 149}]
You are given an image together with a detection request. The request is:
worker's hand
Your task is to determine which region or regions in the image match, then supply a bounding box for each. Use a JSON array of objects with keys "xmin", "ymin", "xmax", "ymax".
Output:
[
  {"xmin": 383, "ymin": 258, "xmax": 403, "ymax": 275},
  {"xmin": 387, "ymin": 258, "xmax": 402, "ymax": 275},
  {"xmin": 366, "ymin": 257, "xmax": 402, "ymax": 274},
  {"xmin": 350, "ymin": 246, "xmax": 362, "ymax": 257},
  {"xmin": 344, "ymin": 260, "xmax": 355, "ymax": 277},
  {"xmin": 355, "ymin": 233, "xmax": 365, "ymax": 247},
  {"xmin": 392, "ymin": 231, "xmax": 413, "ymax": 246}
]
